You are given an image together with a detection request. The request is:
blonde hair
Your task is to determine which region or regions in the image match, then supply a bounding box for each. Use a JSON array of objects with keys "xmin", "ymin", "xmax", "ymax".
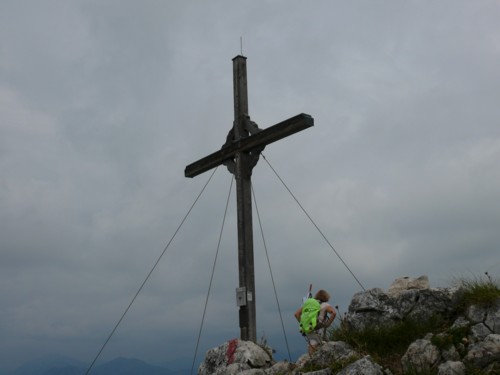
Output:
[{"xmin": 314, "ymin": 289, "xmax": 330, "ymax": 303}]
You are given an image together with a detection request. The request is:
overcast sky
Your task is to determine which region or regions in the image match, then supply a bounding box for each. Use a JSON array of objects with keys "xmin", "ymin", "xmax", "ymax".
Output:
[{"xmin": 1, "ymin": 0, "xmax": 500, "ymax": 371}]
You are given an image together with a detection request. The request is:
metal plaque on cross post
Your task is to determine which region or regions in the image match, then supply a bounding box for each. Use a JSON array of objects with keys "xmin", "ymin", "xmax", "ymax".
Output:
[{"xmin": 185, "ymin": 55, "xmax": 314, "ymax": 342}]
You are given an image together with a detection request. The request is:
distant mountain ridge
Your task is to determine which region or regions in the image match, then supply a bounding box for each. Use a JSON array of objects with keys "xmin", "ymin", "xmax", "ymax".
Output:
[
  {"xmin": 84, "ymin": 357, "xmax": 173, "ymax": 375},
  {"xmin": 8, "ymin": 356, "xmax": 187, "ymax": 375},
  {"xmin": 11, "ymin": 356, "xmax": 85, "ymax": 375}
]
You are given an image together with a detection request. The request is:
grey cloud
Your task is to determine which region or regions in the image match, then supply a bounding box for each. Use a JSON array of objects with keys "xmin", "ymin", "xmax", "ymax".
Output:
[{"xmin": 1, "ymin": 0, "xmax": 500, "ymax": 371}]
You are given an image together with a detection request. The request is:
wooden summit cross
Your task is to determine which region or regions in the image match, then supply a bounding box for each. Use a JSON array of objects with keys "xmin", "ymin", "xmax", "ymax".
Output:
[{"xmin": 185, "ymin": 55, "xmax": 313, "ymax": 342}]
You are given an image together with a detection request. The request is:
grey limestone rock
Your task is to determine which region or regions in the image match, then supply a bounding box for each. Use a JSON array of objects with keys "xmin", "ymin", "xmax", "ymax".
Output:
[
  {"xmin": 465, "ymin": 333, "xmax": 500, "ymax": 369},
  {"xmin": 484, "ymin": 298, "xmax": 500, "ymax": 334},
  {"xmin": 437, "ymin": 361, "xmax": 466, "ymax": 375},
  {"xmin": 297, "ymin": 369, "xmax": 332, "ymax": 375},
  {"xmin": 406, "ymin": 288, "xmax": 456, "ymax": 322},
  {"xmin": 239, "ymin": 369, "xmax": 266, "ymax": 375},
  {"xmin": 441, "ymin": 345, "xmax": 461, "ymax": 362},
  {"xmin": 470, "ymin": 322, "xmax": 493, "ymax": 342},
  {"xmin": 298, "ymin": 341, "xmax": 359, "ymax": 370},
  {"xmin": 198, "ymin": 339, "xmax": 272, "ymax": 375},
  {"xmin": 347, "ymin": 286, "xmax": 458, "ymax": 332},
  {"xmin": 388, "ymin": 275, "xmax": 430, "ymax": 296},
  {"xmin": 264, "ymin": 360, "xmax": 294, "ymax": 375},
  {"xmin": 450, "ymin": 316, "xmax": 470, "ymax": 330},
  {"xmin": 401, "ymin": 338, "xmax": 440, "ymax": 373},
  {"xmin": 337, "ymin": 356, "xmax": 384, "ymax": 375}
]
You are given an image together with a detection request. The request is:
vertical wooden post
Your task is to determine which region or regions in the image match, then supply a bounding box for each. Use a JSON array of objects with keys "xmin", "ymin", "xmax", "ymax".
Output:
[
  {"xmin": 233, "ymin": 55, "xmax": 256, "ymax": 342},
  {"xmin": 185, "ymin": 56, "xmax": 313, "ymax": 343}
]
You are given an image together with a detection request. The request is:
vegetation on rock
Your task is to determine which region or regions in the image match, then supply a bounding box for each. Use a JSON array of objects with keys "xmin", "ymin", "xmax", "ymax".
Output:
[
  {"xmin": 328, "ymin": 274, "xmax": 500, "ymax": 375},
  {"xmin": 455, "ymin": 272, "xmax": 500, "ymax": 311}
]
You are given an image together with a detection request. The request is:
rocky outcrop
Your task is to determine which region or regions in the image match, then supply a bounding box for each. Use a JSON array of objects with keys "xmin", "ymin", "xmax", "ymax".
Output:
[
  {"xmin": 295, "ymin": 341, "xmax": 359, "ymax": 370},
  {"xmin": 336, "ymin": 356, "xmax": 384, "ymax": 375},
  {"xmin": 346, "ymin": 286, "xmax": 458, "ymax": 331},
  {"xmin": 198, "ymin": 339, "xmax": 273, "ymax": 375},
  {"xmin": 197, "ymin": 339, "xmax": 381, "ymax": 375},
  {"xmin": 348, "ymin": 283, "xmax": 500, "ymax": 374},
  {"xmin": 437, "ymin": 360, "xmax": 466, "ymax": 375},
  {"xmin": 198, "ymin": 277, "xmax": 500, "ymax": 374},
  {"xmin": 401, "ymin": 335, "xmax": 441, "ymax": 373},
  {"xmin": 465, "ymin": 334, "xmax": 500, "ymax": 370},
  {"xmin": 388, "ymin": 275, "xmax": 430, "ymax": 296}
]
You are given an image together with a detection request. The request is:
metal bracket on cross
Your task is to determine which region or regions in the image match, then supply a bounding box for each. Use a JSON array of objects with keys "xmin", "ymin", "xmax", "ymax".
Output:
[{"xmin": 222, "ymin": 114, "xmax": 263, "ymax": 174}]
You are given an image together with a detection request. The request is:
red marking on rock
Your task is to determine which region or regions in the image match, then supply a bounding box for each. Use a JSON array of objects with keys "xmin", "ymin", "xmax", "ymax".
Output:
[{"xmin": 226, "ymin": 338, "xmax": 239, "ymax": 364}]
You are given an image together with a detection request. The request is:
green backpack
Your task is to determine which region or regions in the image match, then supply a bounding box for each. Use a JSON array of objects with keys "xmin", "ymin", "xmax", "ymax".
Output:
[{"xmin": 299, "ymin": 298, "xmax": 321, "ymax": 334}]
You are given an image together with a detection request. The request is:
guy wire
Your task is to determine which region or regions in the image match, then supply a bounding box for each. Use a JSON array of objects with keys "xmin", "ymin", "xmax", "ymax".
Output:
[
  {"xmin": 85, "ymin": 167, "xmax": 219, "ymax": 375},
  {"xmin": 190, "ymin": 175, "xmax": 234, "ymax": 375},
  {"xmin": 261, "ymin": 154, "xmax": 366, "ymax": 292}
]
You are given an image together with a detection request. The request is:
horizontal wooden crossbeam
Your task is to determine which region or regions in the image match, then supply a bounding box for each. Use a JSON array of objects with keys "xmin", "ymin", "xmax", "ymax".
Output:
[{"xmin": 184, "ymin": 113, "xmax": 314, "ymax": 178}]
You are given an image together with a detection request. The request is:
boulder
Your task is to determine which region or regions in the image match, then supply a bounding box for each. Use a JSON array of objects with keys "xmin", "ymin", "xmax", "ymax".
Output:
[
  {"xmin": 470, "ymin": 322, "xmax": 493, "ymax": 342},
  {"xmin": 337, "ymin": 356, "xmax": 384, "ymax": 375},
  {"xmin": 264, "ymin": 360, "xmax": 294, "ymax": 375},
  {"xmin": 465, "ymin": 334, "xmax": 500, "ymax": 369},
  {"xmin": 296, "ymin": 369, "xmax": 332, "ymax": 375},
  {"xmin": 388, "ymin": 275, "xmax": 430, "ymax": 295},
  {"xmin": 441, "ymin": 345, "xmax": 460, "ymax": 362},
  {"xmin": 346, "ymin": 288, "xmax": 399, "ymax": 331},
  {"xmin": 346, "ymin": 286, "xmax": 458, "ymax": 331},
  {"xmin": 198, "ymin": 339, "xmax": 272, "ymax": 375},
  {"xmin": 484, "ymin": 301, "xmax": 500, "ymax": 334},
  {"xmin": 437, "ymin": 361, "xmax": 466, "ymax": 375},
  {"xmin": 469, "ymin": 297, "xmax": 500, "ymax": 331},
  {"xmin": 450, "ymin": 316, "xmax": 470, "ymax": 330},
  {"xmin": 297, "ymin": 341, "xmax": 359, "ymax": 370},
  {"xmin": 348, "ymin": 288, "xmax": 388, "ymax": 312},
  {"xmin": 239, "ymin": 370, "xmax": 266, "ymax": 375},
  {"xmin": 401, "ymin": 338, "xmax": 440, "ymax": 373},
  {"xmin": 466, "ymin": 304, "xmax": 488, "ymax": 324},
  {"xmin": 466, "ymin": 299, "xmax": 500, "ymax": 342},
  {"xmin": 405, "ymin": 288, "xmax": 456, "ymax": 322}
]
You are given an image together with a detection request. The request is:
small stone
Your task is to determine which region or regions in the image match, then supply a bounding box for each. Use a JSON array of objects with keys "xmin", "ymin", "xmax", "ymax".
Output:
[{"xmin": 437, "ymin": 361, "xmax": 466, "ymax": 375}]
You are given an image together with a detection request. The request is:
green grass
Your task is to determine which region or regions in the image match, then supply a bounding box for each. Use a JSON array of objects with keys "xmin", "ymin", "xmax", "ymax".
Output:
[
  {"xmin": 330, "ymin": 315, "xmax": 446, "ymax": 373},
  {"xmin": 454, "ymin": 272, "xmax": 500, "ymax": 311},
  {"xmin": 328, "ymin": 356, "xmax": 360, "ymax": 373},
  {"xmin": 430, "ymin": 325, "xmax": 469, "ymax": 353}
]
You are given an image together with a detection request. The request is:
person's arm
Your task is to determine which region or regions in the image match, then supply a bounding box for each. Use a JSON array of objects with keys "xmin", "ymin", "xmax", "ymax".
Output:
[
  {"xmin": 294, "ymin": 307, "xmax": 302, "ymax": 322},
  {"xmin": 323, "ymin": 305, "xmax": 336, "ymax": 327}
]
